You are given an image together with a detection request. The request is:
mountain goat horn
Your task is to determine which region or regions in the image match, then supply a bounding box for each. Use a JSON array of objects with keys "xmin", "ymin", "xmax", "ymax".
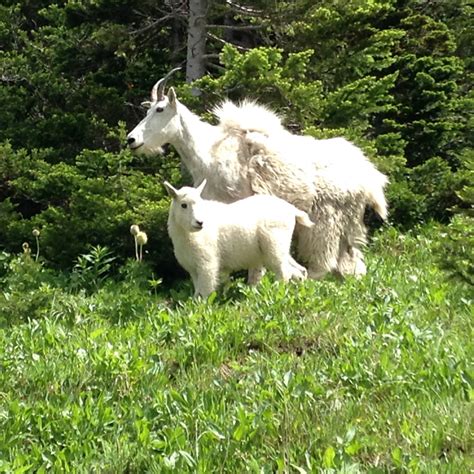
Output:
[{"xmin": 151, "ymin": 67, "xmax": 181, "ymax": 102}]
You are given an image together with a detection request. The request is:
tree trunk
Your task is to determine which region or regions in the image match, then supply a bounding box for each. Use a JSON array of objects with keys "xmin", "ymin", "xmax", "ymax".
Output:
[
  {"xmin": 186, "ymin": 0, "xmax": 208, "ymax": 94},
  {"xmin": 168, "ymin": 0, "xmax": 185, "ymax": 62}
]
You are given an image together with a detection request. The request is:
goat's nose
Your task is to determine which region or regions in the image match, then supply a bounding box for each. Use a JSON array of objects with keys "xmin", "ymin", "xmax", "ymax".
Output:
[
  {"xmin": 127, "ymin": 136, "xmax": 136, "ymax": 146},
  {"xmin": 196, "ymin": 220, "xmax": 203, "ymax": 228}
]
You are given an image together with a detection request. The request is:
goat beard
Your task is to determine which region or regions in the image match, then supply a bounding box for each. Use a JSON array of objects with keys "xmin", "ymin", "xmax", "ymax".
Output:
[{"xmin": 132, "ymin": 145, "xmax": 165, "ymax": 156}]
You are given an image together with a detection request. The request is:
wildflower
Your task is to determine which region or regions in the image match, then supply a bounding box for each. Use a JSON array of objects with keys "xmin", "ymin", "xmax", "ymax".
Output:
[
  {"xmin": 136, "ymin": 231, "xmax": 148, "ymax": 261},
  {"xmin": 22, "ymin": 242, "xmax": 31, "ymax": 255},
  {"xmin": 32, "ymin": 228, "xmax": 40, "ymax": 261},
  {"xmin": 76, "ymin": 348, "xmax": 87, "ymax": 360},
  {"xmin": 130, "ymin": 224, "xmax": 140, "ymax": 260},
  {"xmin": 136, "ymin": 231, "xmax": 148, "ymax": 246}
]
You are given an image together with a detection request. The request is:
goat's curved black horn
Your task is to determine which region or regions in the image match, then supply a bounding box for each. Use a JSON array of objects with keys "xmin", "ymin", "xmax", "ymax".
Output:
[{"xmin": 151, "ymin": 67, "xmax": 181, "ymax": 102}]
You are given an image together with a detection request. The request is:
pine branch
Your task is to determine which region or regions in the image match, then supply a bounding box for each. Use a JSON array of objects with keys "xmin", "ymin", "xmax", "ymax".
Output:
[
  {"xmin": 207, "ymin": 23, "xmax": 263, "ymax": 31},
  {"xmin": 225, "ymin": 0, "xmax": 266, "ymax": 17},
  {"xmin": 206, "ymin": 32, "xmax": 250, "ymax": 51}
]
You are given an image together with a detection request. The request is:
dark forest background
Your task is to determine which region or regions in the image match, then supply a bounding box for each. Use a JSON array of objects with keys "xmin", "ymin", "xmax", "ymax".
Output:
[{"xmin": 0, "ymin": 0, "xmax": 472, "ymax": 279}]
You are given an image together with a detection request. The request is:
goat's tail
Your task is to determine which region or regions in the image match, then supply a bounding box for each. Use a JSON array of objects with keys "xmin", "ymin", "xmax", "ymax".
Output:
[
  {"xmin": 367, "ymin": 173, "xmax": 389, "ymax": 220},
  {"xmin": 295, "ymin": 209, "xmax": 314, "ymax": 228}
]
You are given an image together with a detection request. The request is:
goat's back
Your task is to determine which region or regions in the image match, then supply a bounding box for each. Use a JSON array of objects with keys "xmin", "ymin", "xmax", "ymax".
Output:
[
  {"xmin": 173, "ymin": 195, "xmax": 300, "ymax": 273},
  {"xmin": 220, "ymin": 194, "xmax": 300, "ymax": 227}
]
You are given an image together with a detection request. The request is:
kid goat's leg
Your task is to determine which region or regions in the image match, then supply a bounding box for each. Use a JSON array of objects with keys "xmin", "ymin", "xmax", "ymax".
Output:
[
  {"xmin": 248, "ymin": 267, "xmax": 266, "ymax": 286},
  {"xmin": 194, "ymin": 271, "xmax": 219, "ymax": 299}
]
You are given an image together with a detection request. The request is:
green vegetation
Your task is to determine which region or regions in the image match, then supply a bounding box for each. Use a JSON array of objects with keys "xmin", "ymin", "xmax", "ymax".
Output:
[
  {"xmin": 1, "ymin": 0, "xmax": 472, "ymax": 270},
  {"xmin": 0, "ymin": 0, "xmax": 472, "ymax": 470},
  {"xmin": 0, "ymin": 227, "xmax": 472, "ymax": 471}
]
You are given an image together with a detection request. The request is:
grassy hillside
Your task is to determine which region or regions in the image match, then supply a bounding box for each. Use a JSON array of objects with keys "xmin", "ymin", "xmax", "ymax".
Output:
[{"xmin": 0, "ymin": 226, "xmax": 472, "ymax": 472}]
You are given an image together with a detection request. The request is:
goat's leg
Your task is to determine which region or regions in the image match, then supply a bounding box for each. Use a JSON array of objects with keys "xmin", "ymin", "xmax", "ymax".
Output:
[
  {"xmin": 274, "ymin": 257, "xmax": 307, "ymax": 281},
  {"xmin": 337, "ymin": 246, "xmax": 366, "ymax": 277},
  {"xmin": 294, "ymin": 217, "xmax": 336, "ymax": 280},
  {"xmin": 307, "ymin": 268, "xmax": 328, "ymax": 280},
  {"xmin": 247, "ymin": 267, "xmax": 266, "ymax": 286},
  {"xmin": 189, "ymin": 271, "xmax": 200, "ymax": 297},
  {"xmin": 194, "ymin": 270, "xmax": 219, "ymax": 299},
  {"xmin": 259, "ymin": 228, "xmax": 307, "ymax": 282},
  {"xmin": 288, "ymin": 257, "xmax": 308, "ymax": 280},
  {"xmin": 265, "ymin": 252, "xmax": 307, "ymax": 282},
  {"xmin": 354, "ymin": 255, "xmax": 367, "ymax": 276},
  {"xmin": 306, "ymin": 255, "xmax": 337, "ymax": 280}
]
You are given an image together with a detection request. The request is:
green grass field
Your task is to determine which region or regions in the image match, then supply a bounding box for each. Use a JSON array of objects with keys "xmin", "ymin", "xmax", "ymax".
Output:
[{"xmin": 0, "ymin": 226, "xmax": 472, "ymax": 472}]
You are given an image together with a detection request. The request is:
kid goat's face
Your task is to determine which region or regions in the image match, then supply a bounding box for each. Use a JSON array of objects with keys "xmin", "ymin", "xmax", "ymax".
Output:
[
  {"xmin": 175, "ymin": 192, "xmax": 205, "ymax": 232},
  {"xmin": 165, "ymin": 181, "xmax": 208, "ymax": 232}
]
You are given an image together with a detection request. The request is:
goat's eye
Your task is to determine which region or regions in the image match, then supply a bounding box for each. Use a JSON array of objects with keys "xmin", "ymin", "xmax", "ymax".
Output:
[
  {"xmin": 156, "ymin": 107, "xmax": 164, "ymax": 113},
  {"xmin": 181, "ymin": 203, "xmax": 187, "ymax": 209}
]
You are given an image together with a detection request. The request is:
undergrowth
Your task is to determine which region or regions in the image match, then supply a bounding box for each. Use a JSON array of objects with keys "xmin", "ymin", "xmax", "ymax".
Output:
[{"xmin": 0, "ymin": 225, "xmax": 472, "ymax": 472}]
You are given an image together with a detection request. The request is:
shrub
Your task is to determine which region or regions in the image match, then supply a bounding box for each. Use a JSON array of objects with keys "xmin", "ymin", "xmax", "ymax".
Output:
[
  {"xmin": 0, "ymin": 142, "xmax": 182, "ymax": 279},
  {"xmin": 438, "ymin": 215, "xmax": 474, "ymax": 285},
  {"xmin": 0, "ymin": 253, "xmax": 64, "ymax": 325},
  {"xmin": 437, "ymin": 150, "xmax": 474, "ymax": 285}
]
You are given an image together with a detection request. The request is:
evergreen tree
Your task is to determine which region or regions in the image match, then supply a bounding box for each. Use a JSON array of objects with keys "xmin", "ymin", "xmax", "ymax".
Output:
[{"xmin": 0, "ymin": 0, "xmax": 471, "ymax": 272}]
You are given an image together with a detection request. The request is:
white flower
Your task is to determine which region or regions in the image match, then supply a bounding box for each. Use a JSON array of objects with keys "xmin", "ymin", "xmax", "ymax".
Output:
[
  {"xmin": 136, "ymin": 231, "xmax": 148, "ymax": 246},
  {"xmin": 76, "ymin": 348, "xmax": 87, "ymax": 360}
]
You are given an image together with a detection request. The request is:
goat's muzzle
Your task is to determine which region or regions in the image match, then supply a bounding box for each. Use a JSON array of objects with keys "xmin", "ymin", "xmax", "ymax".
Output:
[
  {"xmin": 192, "ymin": 220, "xmax": 203, "ymax": 231},
  {"xmin": 126, "ymin": 136, "xmax": 143, "ymax": 150}
]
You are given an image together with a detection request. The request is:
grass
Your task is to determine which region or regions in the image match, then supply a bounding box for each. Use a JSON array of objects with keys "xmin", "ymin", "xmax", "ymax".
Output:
[{"xmin": 0, "ymin": 226, "xmax": 472, "ymax": 472}]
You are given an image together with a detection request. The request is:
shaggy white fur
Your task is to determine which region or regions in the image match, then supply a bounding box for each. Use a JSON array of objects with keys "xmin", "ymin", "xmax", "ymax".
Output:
[
  {"xmin": 164, "ymin": 180, "xmax": 313, "ymax": 298},
  {"xmin": 127, "ymin": 84, "xmax": 388, "ymax": 279}
]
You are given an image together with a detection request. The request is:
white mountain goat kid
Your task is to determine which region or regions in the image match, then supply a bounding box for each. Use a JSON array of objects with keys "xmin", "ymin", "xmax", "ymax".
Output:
[
  {"xmin": 127, "ymin": 69, "xmax": 388, "ymax": 280},
  {"xmin": 164, "ymin": 180, "xmax": 313, "ymax": 298}
]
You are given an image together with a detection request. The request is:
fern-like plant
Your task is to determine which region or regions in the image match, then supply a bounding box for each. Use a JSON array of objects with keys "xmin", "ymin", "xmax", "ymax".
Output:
[{"xmin": 70, "ymin": 245, "xmax": 116, "ymax": 293}]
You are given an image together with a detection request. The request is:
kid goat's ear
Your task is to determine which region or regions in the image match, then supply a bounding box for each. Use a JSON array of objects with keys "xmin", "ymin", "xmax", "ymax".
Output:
[
  {"xmin": 196, "ymin": 178, "xmax": 207, "ymax": 195},
  {"xmin": 163, "ymin": 181, "xmax": 178, "ymax": 198}
]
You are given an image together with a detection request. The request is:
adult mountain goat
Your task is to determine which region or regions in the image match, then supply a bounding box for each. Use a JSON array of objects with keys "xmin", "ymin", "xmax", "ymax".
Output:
[
  {"xmin": 127, "ymin": 68, "xmax": 388, "ymax": 279},
  {"xmin": 164, "ymin": 179, "xmax": 312, "ymax": 298}
]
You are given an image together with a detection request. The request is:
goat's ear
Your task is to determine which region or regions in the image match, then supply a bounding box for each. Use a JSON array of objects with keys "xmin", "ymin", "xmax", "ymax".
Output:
[
  {"xmin": 196, "ymin": 179, "xmax": 207, "ymax": 196},
  {"xmin": 163, "ymin": 181, "xmax": 178, "ymax": 198},
  {"xmin": 141, "ymin": 100, "xmax": 152, "ymax": 109},
  {"xmin": 167, "ymin": 87, "xmax": 177, "ymax": 108}
]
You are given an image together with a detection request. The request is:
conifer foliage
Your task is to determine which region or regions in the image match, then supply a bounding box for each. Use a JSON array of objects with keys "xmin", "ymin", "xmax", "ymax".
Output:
[{"xmin": 0, "ymin": 0, "xmax": 471, "ymax": 272}]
